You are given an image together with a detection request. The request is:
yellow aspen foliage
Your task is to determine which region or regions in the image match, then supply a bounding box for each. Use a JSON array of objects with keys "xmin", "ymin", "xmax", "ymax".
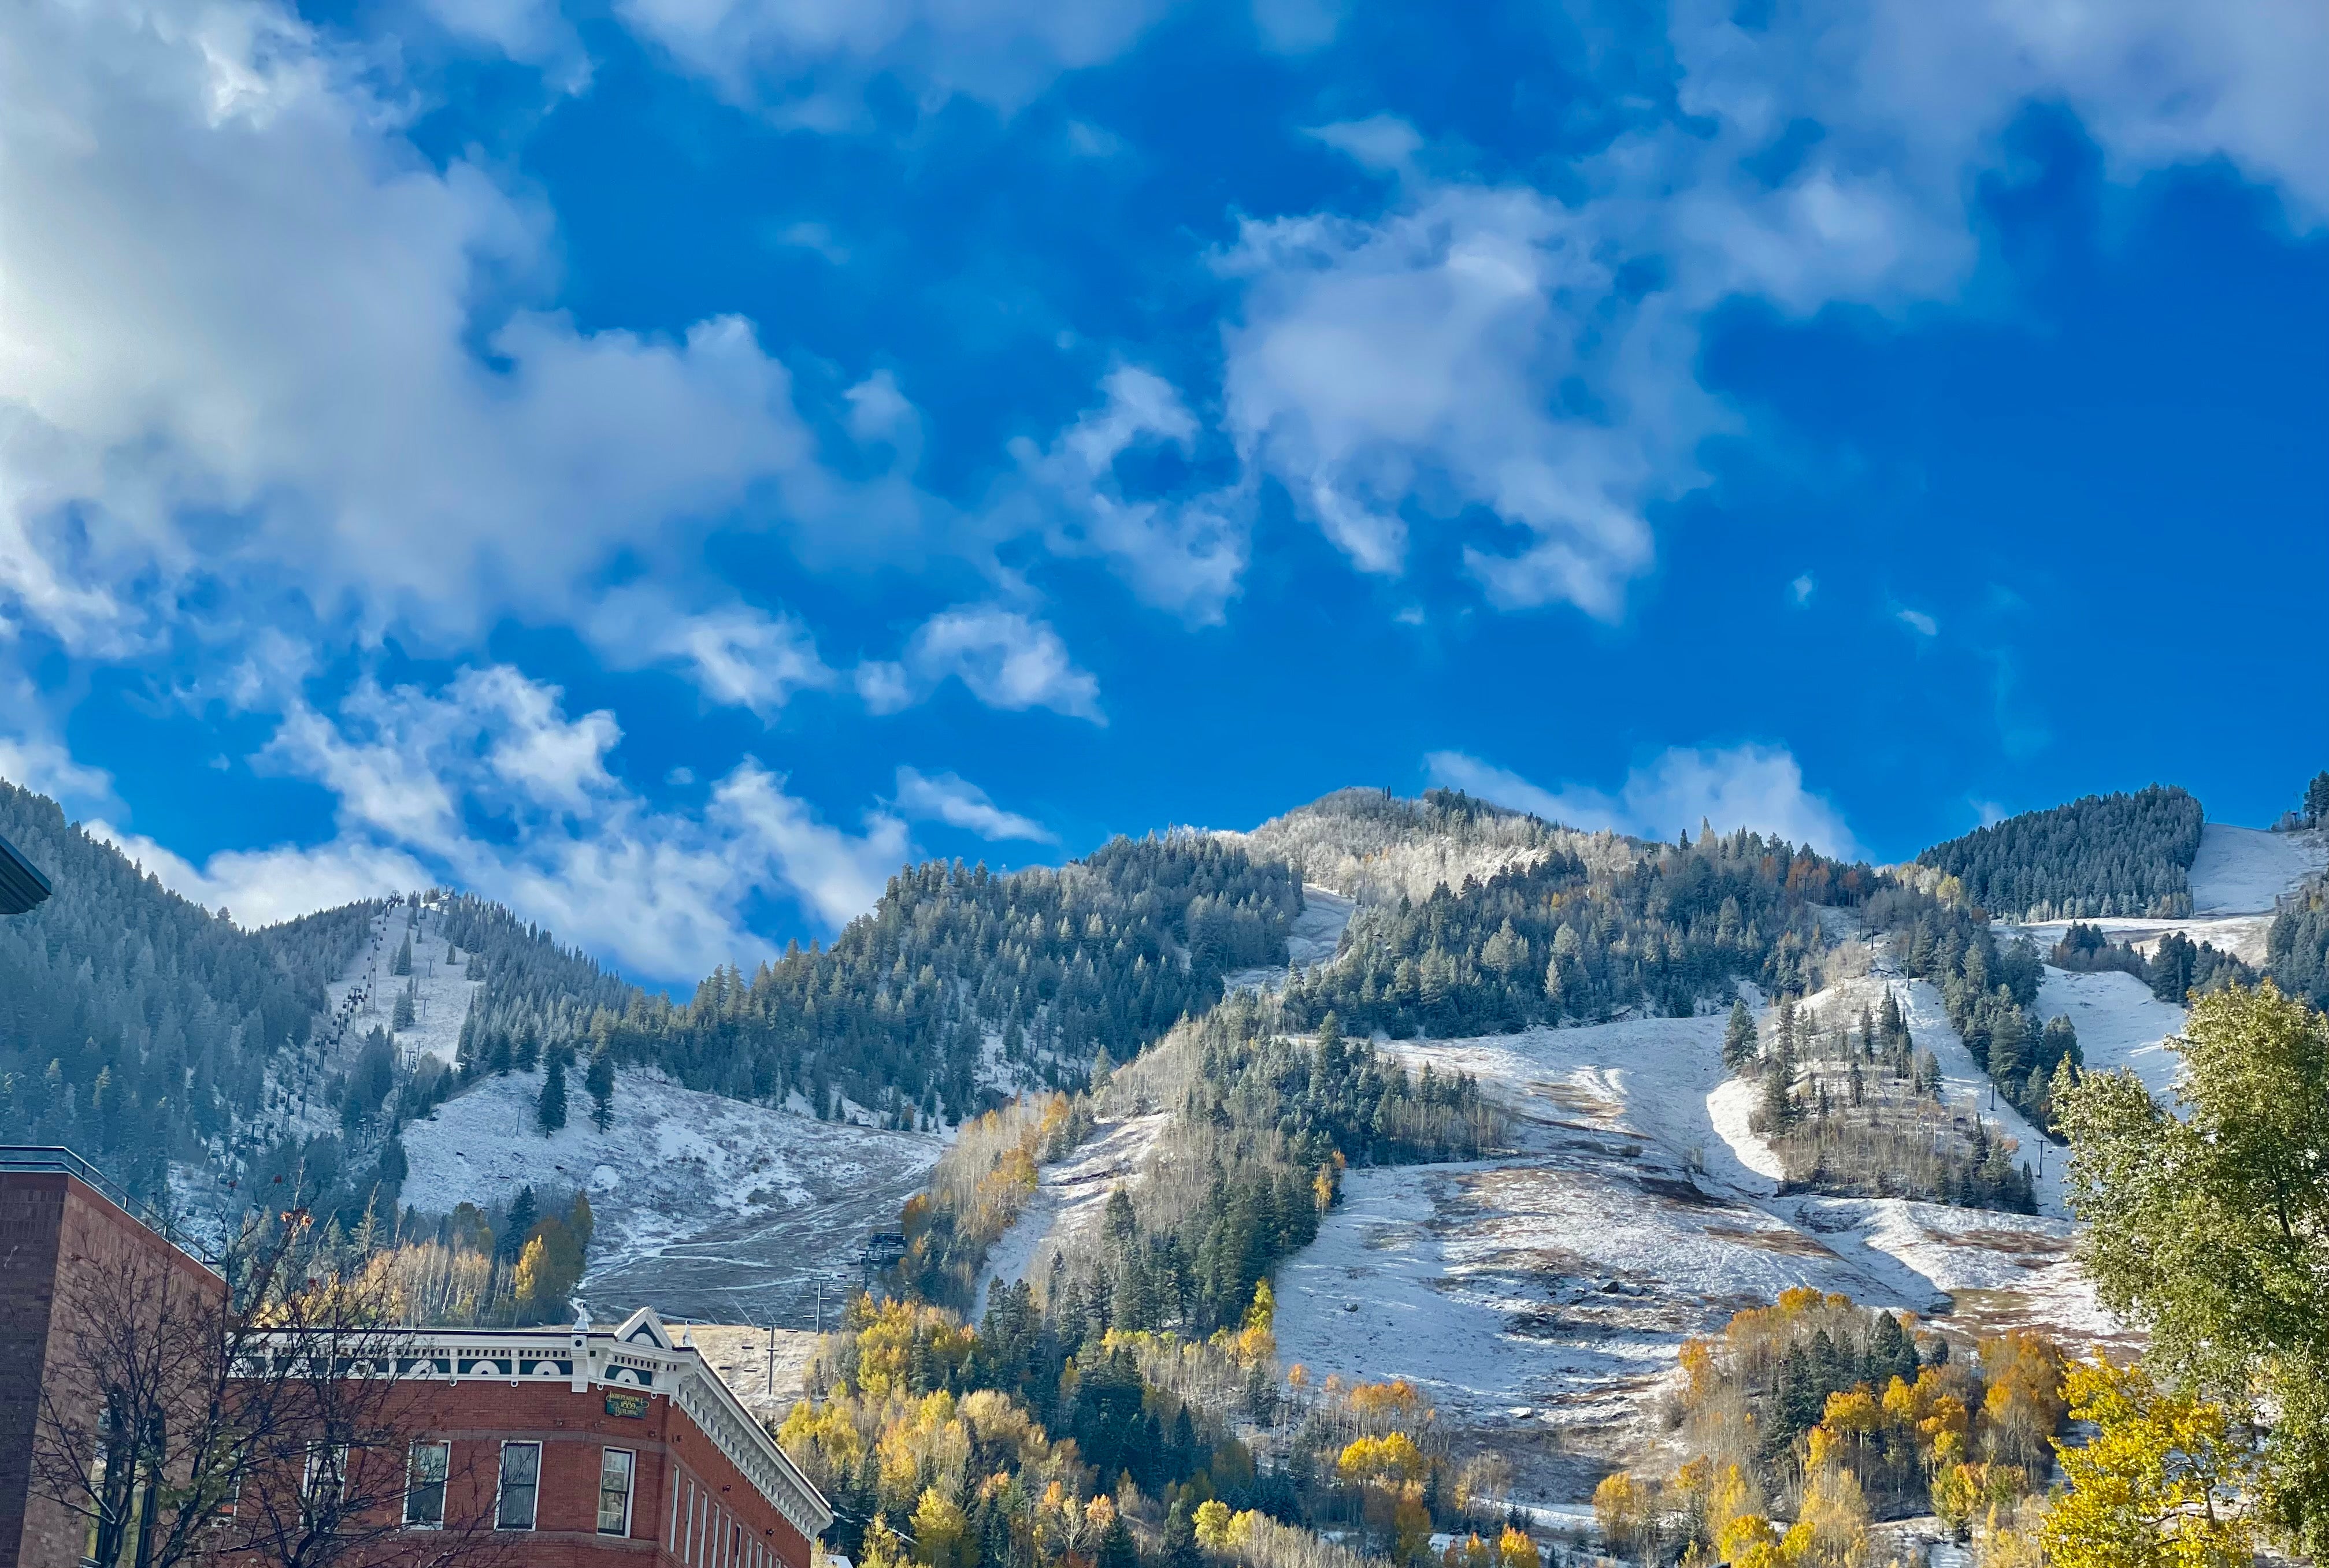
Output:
[
  {"xmin": 1796, "ymin": 1463, "xmax": 1870, "ymax": 1568},
  {"xmin": 2040, "ymin": 1358, "xmax": 2256, "ymax": 1568},
  {"xmin": 1496, "ymin": 1525, "xmax": 1540, "ymax": 1568},
  {"xmin": 1974, "ymin": 1500, "xmax": 2045, "ymax": 1568},
  {"xmin": 1678, "ymin": 1337, "xmax": 1716, "ymax": 1404},
  {"xmin": 1716, "ymin": 1514, "xmax": 1784, "ymax": 1568},
  {"xmin": 1593, "ymin": 1473, "xmax": 1658, "ymax": 1561},
  {"xmin": 1336, "ymin": 1432, "xmax": 1429, "ymax": 1486},
  {"xmin": 910, "ymin": 1488, "xmax": 971, "ymax": 1568},
  {"xmin": 1193, "ymin": 1499, "xmax": 1234, "ymax": 1550},
  {"xmin": 1392, "ymin": 1485, "xmax": 1433, "ymax": 1565},
  {"xmin": 510, "ymin": 1235, "xmax": 552, "ymax": 1313},
  {"xmin": 861, "ymin": 1517, "xmax": 907, "ymax": 1568}
]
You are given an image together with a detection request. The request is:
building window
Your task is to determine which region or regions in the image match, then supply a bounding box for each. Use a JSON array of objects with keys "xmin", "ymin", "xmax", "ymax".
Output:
[
  {"xmin": 303, "ymin": 1444, "xmax": 349, "ymax": 1525},
  {"xmin": 405, "ymin": 1443, "xmax": 450, "ymax": 1528},
  {"xmin": 597, "ymin": 1449, "xmax": 635, "ymax": 1537},
  {"xmin": 495, "ymin": 1442, "xmax": 541, "ymax": 1531}
]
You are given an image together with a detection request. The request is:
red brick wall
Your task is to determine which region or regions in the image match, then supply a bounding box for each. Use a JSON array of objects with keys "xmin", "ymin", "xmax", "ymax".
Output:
[
  {"xmin": 0, "ymin": 1173, "xmax": 814, "ymax": 1568},
  {"xmin": 317, "ymin": 1377, "xmax": 811, "ymax": 1568},
  {"xmin": 0, "ymin": 1173, "xmax": 226, "ymax": 1568}
]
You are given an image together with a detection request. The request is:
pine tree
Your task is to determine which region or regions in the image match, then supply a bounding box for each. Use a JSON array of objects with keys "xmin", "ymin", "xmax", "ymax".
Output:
[
  {"xmin": 1759, "ymin": 1051, "xmax": 1794, "ymax": 1131},
  {"xmin": 585, "ymin": 1047, "xmax": 615, "ymax": 1132},
  {"xmin": 392, "ymin": 982, "xmax": 416, "ymax": 1031},
  {"xmin": 2307, "ymin": 771, "xmax": 2329, "ymax": 828},
  {"xmin": 500, "ymin": 1186, "xmax": 537, "ymax": 1261},
  {"xmin": 537, "ymin": 1054, "xmax": 568, "ymax": 1135},
  {"xmin": 1723, "ymin": 999, "xmax": 1756, "ymax": 1072},
  {"xmin": 392, "ymin": 932, "xmax": 413, "ymax": 977}
]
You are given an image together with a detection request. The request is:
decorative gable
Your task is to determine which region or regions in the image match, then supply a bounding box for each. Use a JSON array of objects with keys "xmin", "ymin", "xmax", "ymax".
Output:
[{"xmin": 615, "ymin": 1306, "xmax": 673, "ymax": 1349}]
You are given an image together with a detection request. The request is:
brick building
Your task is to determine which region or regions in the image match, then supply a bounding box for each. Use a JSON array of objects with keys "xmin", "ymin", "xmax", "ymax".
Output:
[
  {"xmin": 0, "ymin": 1151, "xmax": 831, "ymax": 1568},
  {"xmin": 0, "ymin": 1151, "xmax": 227, "ymax": 1568}
]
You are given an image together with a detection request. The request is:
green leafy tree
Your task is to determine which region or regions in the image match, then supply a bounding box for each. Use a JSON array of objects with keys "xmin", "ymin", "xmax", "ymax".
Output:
[{"xmin": 2059, "ymin": 982, "xmax": 2329, "ymax": 1558}]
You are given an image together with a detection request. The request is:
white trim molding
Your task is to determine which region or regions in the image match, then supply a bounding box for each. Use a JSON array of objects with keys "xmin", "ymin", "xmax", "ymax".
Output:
[{"xmin": 250, "ymin": 1314, "xmax": 832, "ymax": 1540}]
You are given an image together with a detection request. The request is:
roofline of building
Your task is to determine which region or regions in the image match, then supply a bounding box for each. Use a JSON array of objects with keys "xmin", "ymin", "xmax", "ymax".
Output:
[
  {"xmin": 249, "ymin": 1312, "xmax": 833, "ymax": 1538},
  {"xmin": 0, "ymin": 1146, "xmax": 222, "ymax": 1272}
]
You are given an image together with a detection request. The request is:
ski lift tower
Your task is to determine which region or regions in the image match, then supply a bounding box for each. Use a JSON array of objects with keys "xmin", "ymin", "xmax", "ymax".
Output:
[{"xmin": 0, "ymin": 830, "xmax": 52, "ymax": 916}]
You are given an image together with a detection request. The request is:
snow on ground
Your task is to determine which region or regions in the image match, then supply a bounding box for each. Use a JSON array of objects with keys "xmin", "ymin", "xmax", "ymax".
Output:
[
  {"xmin": 2035, "ymin": 968, "xmax": 2185, "ymax": 1098},
  {"xmin": 2188, "ymin": 823, "xmax": 2327, "ymax": 915},
  {"xmin": 1226, "ymin": 885, "xmax": 1358, "ymax": 994},
  {"xmin": 402, "ymin": 1066, "xmax": 941, "ymax": 1326},
  {"xmin": 2005, "ymin": 824, "xmax": 2326, "ymax": 967},
  {"xmin": 974, "ymin": 1112, "xmax": 1171, "ymax": 1315},
  {"xmin": 1798, "ymin": 969, "xmax": 2068, "ymax": 1217},
  {"xmin": 676, "ymin": 1325, "xmax": 821, "ymax": 1421},
  {"xmin": 2009, "ymin": 913, "xmax": 2278, "ymax": 967},
  {"xmin": 1271, "ymin": 956, "xmax": 2126, "ymax": 1502},
  {"xmin": 326, "ymin": 900, "xmax": 481, "ymax": 1071}
]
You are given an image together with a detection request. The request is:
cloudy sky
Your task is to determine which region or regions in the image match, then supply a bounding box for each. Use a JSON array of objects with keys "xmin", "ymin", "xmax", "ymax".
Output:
[{"xmin": 3, "ymin": 0, "xmax": 2323, "ymax": 983}]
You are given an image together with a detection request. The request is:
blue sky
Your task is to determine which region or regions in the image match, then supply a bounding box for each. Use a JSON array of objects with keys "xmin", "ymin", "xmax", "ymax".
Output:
[{"xmin": 2, "ymin": 0, "xmax": 2323, "ymax": 984}]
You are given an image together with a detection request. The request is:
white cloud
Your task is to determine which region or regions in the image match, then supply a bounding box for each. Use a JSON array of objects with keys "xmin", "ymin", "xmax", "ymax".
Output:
[
  {"xmin": 859, "ymin": 605, "xmax": 1103, "ymax": 722},
  {"xmin": 1197, "ymin": 3, "xmax": 2329, "ymax": 621},
  {"xmin": 1896, "ymin": 607, "xmax": 1939, "ymax": 637},
  {"xmin": 611, "ymin": 0, "xmax": 1175, "ymax": 118},
  {"xmin": 86, "ymin": 824, "xmax": 433, "ymax": 927},
  {"xmin": 1304, "ymin": 116, "xmax": 1421, "ymax": 176},
  {"xmin": 1790, "ymin": 574, "xmax": 1816, "ymax": 605},
  {"xmin": 0, "ymin": 731, "xmax": 116, "ymax": 812},
  {"xmin": 1217, "ymin": 179, "xmax": 1685, "ymax": 617},
  {"xmin": 0, "ymin": 0, "xmax": 928, "ymax": 663},
  {"xmin": 409, "ymin": 0, "xmax": 587, "ymax": 86},
  {"xmin": 585, "ymin": 588, "xmax": 837, "ymax": 718},
  {"xmin": 93, "ymin": 664, "xmax": 908, "ymax": 978},
  {"xmin": 893, "ymin": 766, "xmax": 1056, "ymax": 843},
  {"xmin": 1253, "ymin": 0, "xmax": 1345, "ymax": 53},
  {"xmin": 1008, "ymin": 367, "xmax": 1248, "ymax": 622},
  {"xmin": 1426, "ymin": 743, "xmax": 1863, "ymax": 860}
]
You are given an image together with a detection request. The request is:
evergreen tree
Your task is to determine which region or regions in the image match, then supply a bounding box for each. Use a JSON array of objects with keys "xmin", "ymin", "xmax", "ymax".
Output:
[
  {"xmin": 585, "ymin": 1047, "xmax": 615, "ymax": 1132},
  {"xmin": 1915, "ymin": 785, "xmax": 2202, "ymax": 919},
  {"xmin": 1722, "ymin": 999, "xmax": 1756, "ymax": 1071},
  {"xmin": 392, "ymin": 932, "xmax": 413, "ymax": 976},
  {"xmin": 2306, "ymin": 771, "xmax": 2329, "ymax": 829},
  {"xmin": 537, "ymin": 1053, "xmax": 568, "ymax": 1135},
  {"xmin": 500, "ymin": 1186, "xmax": 538, "ymax": 1261},
  {"xmin": 391, "ymin": 982, "xmax": 416, "ymax": 1032}
]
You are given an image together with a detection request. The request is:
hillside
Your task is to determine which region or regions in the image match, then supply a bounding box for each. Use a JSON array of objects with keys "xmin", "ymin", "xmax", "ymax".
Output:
[
  {"xmin": 1913, "ymin": 784, "xmax": 2202, "ymax": 920},
  {"xmin": 0, "ymin": 779, "xmax": 350, "ymax": 1201}
]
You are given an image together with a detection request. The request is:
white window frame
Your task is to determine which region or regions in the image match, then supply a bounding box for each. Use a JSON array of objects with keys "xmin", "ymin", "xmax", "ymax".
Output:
[
  {"xmin": 596, "ymin": 1448, "xmax": 636, "ymax": 1537},
  {"xmin": 404, "ymin": 1442, "xmax": 450, "ymax": 1529},
  {"xmin": 302, "ymin": 1444, "xmax": 350, "ymax": 1524},
  {"xmin": 494, "ymin": 1441, "xmax": 542, "ymax": 1532}
]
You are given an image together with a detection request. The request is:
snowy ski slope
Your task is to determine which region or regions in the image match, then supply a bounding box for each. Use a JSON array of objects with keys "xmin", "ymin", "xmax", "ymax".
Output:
[
  {"xmin": 1269, "ymin": 950, "xmax": 2131, "ymax": 1501},
  {"xmin": 402, "ymin": 1065, "xmax": 941, "ymax": 1325}
]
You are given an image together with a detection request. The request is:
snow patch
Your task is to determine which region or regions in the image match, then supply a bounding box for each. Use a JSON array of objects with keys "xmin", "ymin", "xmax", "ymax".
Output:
[
  {"xmin": 2034, "ymin": 968, "xmax": 2185, "ymax": 1099},
  {"xmin": 974, "ymin": 1112, "xmax": 1170, "ymax": 1315},
  {"xmin": 2188, "ymin": 823, "xmax": 2327, "ymax": 915},
  {"xmin": 401, "ymin": 1066, "xmax": 940, "ymax": 1325}
]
